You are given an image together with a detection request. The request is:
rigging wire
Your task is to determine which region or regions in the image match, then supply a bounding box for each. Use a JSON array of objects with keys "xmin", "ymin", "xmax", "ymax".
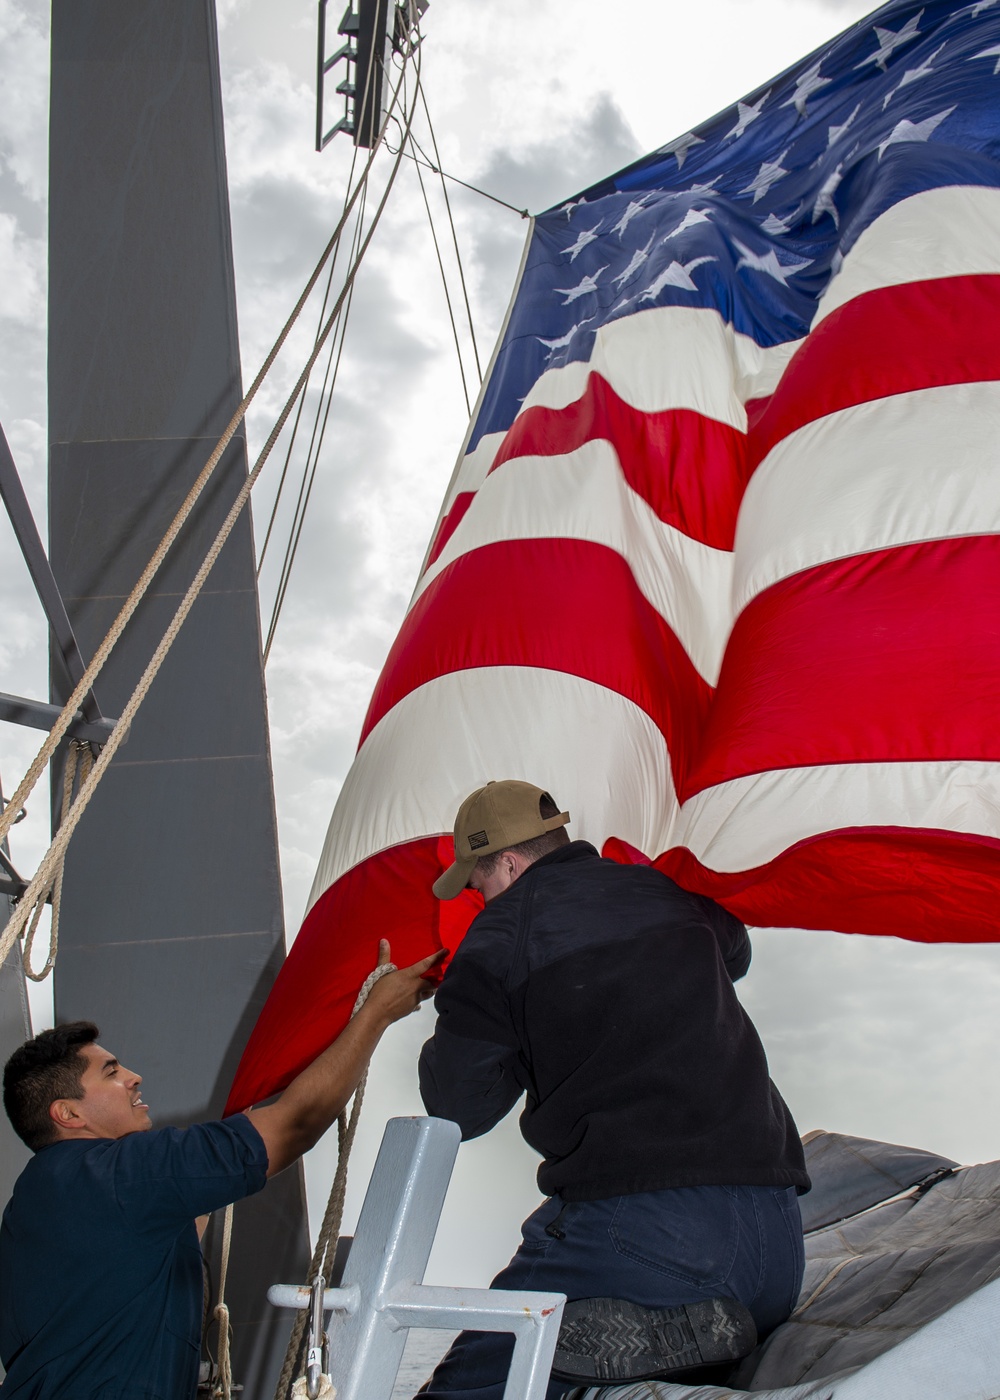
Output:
[
  {"xmin": 388, "ymin": 138, "xmax": 529, "ymax": 219},
  {"xmin": 262, "ymin": 183, "xmax": 367, "ymax": 663},
  {"xmin": 257, "ymin": 0, "xmax": 386, "ymax": 580},
  {"xmin": 256, "ymin": 144, "xmax": 361, "ymax": 577},
  {"xmin": 409, "ymin": 131, "xmax": 472, "ymax": 416},
  {"xmin": 415, "ymin": 86, "xmax": 483, "ymax": 382}
]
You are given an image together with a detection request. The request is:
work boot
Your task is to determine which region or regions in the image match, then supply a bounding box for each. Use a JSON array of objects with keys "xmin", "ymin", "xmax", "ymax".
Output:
[{"xmin": 552, "ymin": 1295, "xmax": 757, "ymax": 1383}]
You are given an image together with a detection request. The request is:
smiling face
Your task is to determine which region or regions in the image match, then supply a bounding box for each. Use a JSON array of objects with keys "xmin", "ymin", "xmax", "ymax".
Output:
[{"xmin": 50, "ymin": 1043, "xmax": 152, "ymax": 1141}]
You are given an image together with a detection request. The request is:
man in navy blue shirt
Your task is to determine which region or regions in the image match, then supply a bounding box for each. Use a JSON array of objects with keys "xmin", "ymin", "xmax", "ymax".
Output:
[{"xmin": 0, "ymin": 940, "xmax": 442, "ymax": 1400}]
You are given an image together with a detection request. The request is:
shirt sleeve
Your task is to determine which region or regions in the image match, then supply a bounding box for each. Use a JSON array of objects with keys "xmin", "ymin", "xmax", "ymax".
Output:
[
  {"xmin": 418, "ymin": 935, "xmax": 524, "ymax": 1140},
  {"xmin": 110, "ymin": 1114, "xmax": 269, "ymax": 1231},
  {"xmin": 697, "ymin": 894, "xmax": 752, "ymax": 982}
]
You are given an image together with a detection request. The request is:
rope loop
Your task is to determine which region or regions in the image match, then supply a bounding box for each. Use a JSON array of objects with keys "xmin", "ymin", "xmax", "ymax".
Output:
[
  {"xmin": 22, "ymin": 740, "xmax": 93, "ymax": 982},
  {"xmin": 208, "ymin": 1203, "xmax": 235, "ymax": 1399}
]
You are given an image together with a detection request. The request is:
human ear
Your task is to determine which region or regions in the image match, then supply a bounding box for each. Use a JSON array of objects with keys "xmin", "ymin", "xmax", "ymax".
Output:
[{"xmin": 49, "ymin": 1098, "xmax": 83, "ymax": 1131}]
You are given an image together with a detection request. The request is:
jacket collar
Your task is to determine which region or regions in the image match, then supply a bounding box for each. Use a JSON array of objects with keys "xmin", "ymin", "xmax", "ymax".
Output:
[{"xmin": 528, "ymin": 839, "xmax": 600, "ymax": 873}]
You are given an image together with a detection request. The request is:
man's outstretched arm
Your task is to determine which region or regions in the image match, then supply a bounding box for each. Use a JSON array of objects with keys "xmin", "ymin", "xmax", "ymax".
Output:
[{"xmin": 248, "ymin": 941, "xmax": 445, "ymax": 1176}]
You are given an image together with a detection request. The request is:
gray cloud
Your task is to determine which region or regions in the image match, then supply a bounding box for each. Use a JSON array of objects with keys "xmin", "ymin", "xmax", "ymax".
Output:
[{"xmin": 474, "ymin": 92, "xmax": 643, "ymax": 215}]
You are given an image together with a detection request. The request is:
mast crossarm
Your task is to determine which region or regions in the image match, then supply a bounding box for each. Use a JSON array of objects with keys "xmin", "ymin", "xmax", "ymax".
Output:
[
  {"xmin": 0, "ymin": 691, "xmax": 116, "ymax": 746},
  {"xmin": 0, "ymin": 420, "xmax": 104, "ymax": 724}
]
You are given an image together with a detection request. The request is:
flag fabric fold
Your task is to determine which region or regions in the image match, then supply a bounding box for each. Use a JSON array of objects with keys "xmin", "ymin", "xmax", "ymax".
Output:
[{"xmin": 228, "ymin": 0, "xmax": 1000, "ymax": 1112}]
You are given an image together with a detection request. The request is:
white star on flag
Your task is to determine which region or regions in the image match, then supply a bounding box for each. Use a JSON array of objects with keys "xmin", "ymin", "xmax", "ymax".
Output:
[
  {"xmin": 725, "ymin": 91, "xmax": 770, "ymax": 140},
  {"xmin": 760, "ymin": 211, "xmax": 793, "ymax": 235},
  {"xmin": 561, "ymin": 227, "xmax": 600, "ymax": 262},
  {"xmin": 781, "ymin": 62, "xmax": 832, "ymax": 117},
  {"xmin": 970, "ymin": 43, "xmax": 1000, "ymax": 74},
  {"xmin": 537, "ymin": 317, "xmax": 595, "ymax": 356},
  {"xmin": 878, "ymin": 106, "xmax": 955, "ymax": 158},
  {"xmin": 884, "ymin": 43, "xmax": 945, "ymax": 107},
  {"xmin": 640, "ymin": 256, "xmax": 716, "ymax": 299},
  {"xmin": 812, "ymin": 166, "xmax": 845, "ymax": 227},
  {"xmin": 827, "ymin": 104, "xmax": 861, "ymax": 148},
  {"xmin": 612, "ymin": 237, "xmax": 655, "ymax": 288},
  {"xmin": 662, "ymin": 207, "xmax": 715, "ymax": 240},
  {"xmin": 658, "ymin": 131, "xmax": 704, "ymax": 170},
  {"xmin": 554, "ymin": 267, "xmax": 609, "ymax": 304},
  {"xmin": 610, "ymin": 198, "xmax": 654, "ymax": 239},
  {"xmin": 740, "ymin": 150, "xmax": 791, "ymax": 203},
  {"xmin": 686, "ymin": 176, "xmax": 722, "ymax": 195},
  {"xmin": 733, "ymin": 239, "xmax": 812, "ymax": 285},
  {"xmin": 561, "ymin": 196, "xmax": 592, "ymax": 221},
  {"xmin": 856, "ymin": 11, "xmax": 924, "ymax": 71}
]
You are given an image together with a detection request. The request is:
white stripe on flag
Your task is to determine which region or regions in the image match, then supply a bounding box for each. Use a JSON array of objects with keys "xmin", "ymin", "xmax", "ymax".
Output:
[
  {"xmin": 415, "ymin": 442, "xmax": 735, "ymax": 684},
  {"xmin": 307, "ymin": 666, "xmax": 678, "ymax": 912},
  {"xmin": 672, "ymin": 758, "xmax": 1000, "ymax": 872},
  {"xmin": 520, "ymin": 305, "xmax": 800, "ymax": 422},
  {"xmin": 814, "ymin": 185, "xmax": 1000, "ymax": 326},
  {"xmin": 735, "ymin": 380, "xmax": 1000, "ymax": 614}
]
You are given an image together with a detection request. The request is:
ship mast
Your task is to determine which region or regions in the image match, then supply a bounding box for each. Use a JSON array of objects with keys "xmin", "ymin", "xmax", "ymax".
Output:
[{"xmin": 46, "ymin": 1, "xmax": 308, "ymax": 1389}]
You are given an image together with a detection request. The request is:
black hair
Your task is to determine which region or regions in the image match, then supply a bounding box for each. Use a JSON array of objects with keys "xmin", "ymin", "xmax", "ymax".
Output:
[
  {"xmin": 477, "ymin": 791, "xmax": 570, "ymax": 877},
  {"xmin": 3, "ymin": 1021, "xmax": 99, "ymax": 1152}
]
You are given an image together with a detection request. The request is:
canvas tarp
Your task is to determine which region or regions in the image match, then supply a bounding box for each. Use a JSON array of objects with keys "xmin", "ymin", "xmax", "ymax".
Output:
[{"xmin": 568, "ymin": 1131, "xmax": 1000, "ymax": 1400}]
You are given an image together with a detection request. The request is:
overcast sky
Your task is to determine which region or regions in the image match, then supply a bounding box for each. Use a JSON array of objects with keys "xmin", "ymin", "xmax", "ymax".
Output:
[{"xmin": 3, "ymin": 0, "xmax": 1000, "ymax": 1291}]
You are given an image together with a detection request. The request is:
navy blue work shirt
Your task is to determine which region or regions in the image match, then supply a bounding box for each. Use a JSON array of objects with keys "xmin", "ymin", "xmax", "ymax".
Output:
[{"xmin": 0, "ymin": 1114, "xmax": 268, "ymax": 1399}]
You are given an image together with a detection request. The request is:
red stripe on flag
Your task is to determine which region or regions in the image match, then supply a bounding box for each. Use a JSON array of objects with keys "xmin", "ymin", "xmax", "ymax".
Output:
[
  {"xmin": 681, "ymin": 535, "xmax": 1000, "ymax": 801},
  {"xmin": 228, "ymin": 816, "xmax": 1000, "ymax": 1106},
  {"xmin": 361, "ymin": 538, "xmax": 714, "ymax": 794},
  {"xmin": 225, "ymin": 836, "xmax": 478, "ymax": 1112},
  {"xmin": 749, "ymin": 275, "xmax": 1000, "ymax": 470},
  {"xmin": 489, "ymin": 374, "xmax": 749, "ymax": 550},
  {"xmin": 659, "ymin": 826, "xmax": 1000, "ymax": 943},
  {"xmin": 427, "ymin": 492, "xmax": 475, "ymax": 568}
]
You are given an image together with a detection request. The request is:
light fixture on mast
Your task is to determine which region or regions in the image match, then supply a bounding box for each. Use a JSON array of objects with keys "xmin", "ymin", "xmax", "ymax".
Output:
[{"xmin": 315, "ymin": 0, "xmax": 427, "ymax": 152}]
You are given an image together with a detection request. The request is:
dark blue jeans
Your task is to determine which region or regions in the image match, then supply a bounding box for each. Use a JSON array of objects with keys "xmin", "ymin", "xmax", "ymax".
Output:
[{"xmin": 416, "ymin": 1184, "xmax": 804, "ymax": 1400}]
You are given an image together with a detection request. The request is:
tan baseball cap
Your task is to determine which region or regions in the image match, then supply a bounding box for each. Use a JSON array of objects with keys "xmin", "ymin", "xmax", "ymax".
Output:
[{"xmin": 432, "ymin": 780, "xmax": 570, "ymax": 900}]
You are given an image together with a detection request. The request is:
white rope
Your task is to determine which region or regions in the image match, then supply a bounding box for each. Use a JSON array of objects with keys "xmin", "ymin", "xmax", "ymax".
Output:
[
  {"xmin": 21, "ymin": 740, "xmax": 92, "ymax": 982},
  {"xmin": 210, "ymin": 1202, "xmax": 235, "ymax": 1400},
  {"xmin": 0, "ymin": 24, "xmax": 414, "ymax": 863},
  {"xmin": 0, "ymin": 42, "xmax": 424, "ymax": 974}
]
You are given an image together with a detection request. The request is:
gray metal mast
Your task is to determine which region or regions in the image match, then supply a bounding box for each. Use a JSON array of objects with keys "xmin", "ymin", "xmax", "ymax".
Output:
[
  {"xmin": 0, "ymin": 798, "xmax": 31, "ymax": 1216},
  {"xmin": 47, "ymin": 2, "xmax": 309, "ymax": 1390}
]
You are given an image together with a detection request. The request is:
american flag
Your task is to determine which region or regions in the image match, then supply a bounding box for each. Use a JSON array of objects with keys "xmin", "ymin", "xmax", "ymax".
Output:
[{"xmin": 229, "ymin": 0, "xmax": 1000, "ymax": 1110}]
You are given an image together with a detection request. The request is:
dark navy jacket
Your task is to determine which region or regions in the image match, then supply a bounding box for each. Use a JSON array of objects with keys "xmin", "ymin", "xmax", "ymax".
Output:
[
  {"xmin": 419, "ymin": 842, "xmax": 809, "ymax": 1201},
  {"xmin": 0, "ymin": 1115, "xmax": 267, "ymax": 1399}
]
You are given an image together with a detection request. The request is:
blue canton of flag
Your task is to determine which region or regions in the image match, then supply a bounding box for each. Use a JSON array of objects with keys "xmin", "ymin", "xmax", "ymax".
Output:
[{"xmin": 471, "ymin": 0, "xmax": 1000, "ymax": 450}]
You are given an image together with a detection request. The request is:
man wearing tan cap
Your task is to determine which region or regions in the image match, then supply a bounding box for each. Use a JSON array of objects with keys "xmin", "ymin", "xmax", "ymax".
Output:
[{"xmin": 417, "ymin": 780, "xmax": 809, "ymax": 1399}]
